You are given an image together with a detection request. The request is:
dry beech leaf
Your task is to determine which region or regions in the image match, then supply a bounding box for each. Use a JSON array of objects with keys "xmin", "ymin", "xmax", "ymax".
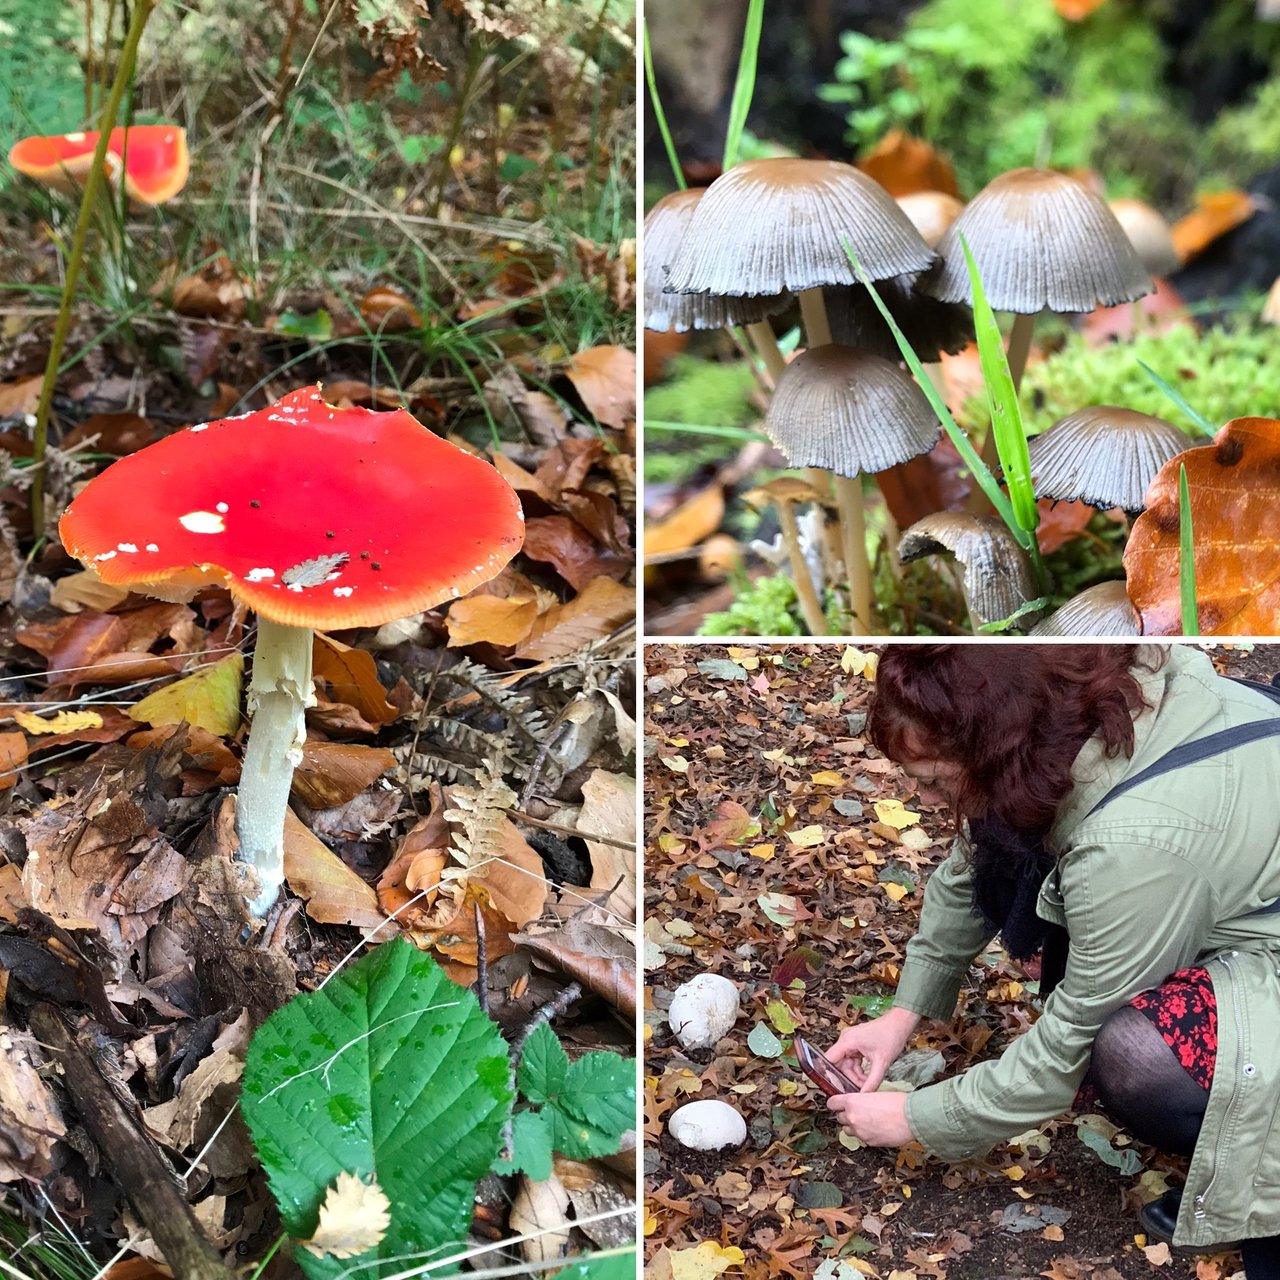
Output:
[
  {"xmin": 313, "ymin": 635, "xmax": 398, "ymax": 725},
  {"xmin": 565, "ymin": 345, "xmax": 637, "ymax": 430},
  {"xmin": 645, "ymin": 486, "xmax": 726, "ymax": 561},
  {"xmin": 283, "ymin": 809, "xmax": 385, "ymax": 929},
  {"xmin": 0, "ymin": 1028, "xmax": 66, "ymax": 1182},
  {"xmin": 0, "ymin": 376, "xmax": 42, "ymax": 418},
  {"xmin": 302, "ymin": 1171, "xmax": 392, "ymax": 1259},
  {"xmin": 292, "ymin": 742, "xmax": 396, "ymax": 809},
  {"xmin": 49, "ymin": 570, "xmax": 133, "ymax": 614},
  {"xmin": 858, "ymin": 129, "xmax": 958, "ymax": 197},
  {"xmin": 1124, "ymin": 417, "xmax": 1280, "ymax": 635},
  {"xmin": 127, "ymin": 653, "xmax": 244, "ymax": 738},
  {"xmin": 0, "ymin": 733, "xmax": 27, "ymax": 791},
  {"xmin": 522, "ymin": 514, "xmax": 631, "ymax": 591},
  {"xmin": 514, "ymin": 576, "xmax": 634, "ymax": 661},
  {"xmin": 12, "ymin": 709, "xmax": 103, "ymax": 736},
  {"xmin": 1171, "ymin": 190, "xmax": 1258, "ymax": 264},
  {"xmin": 358, "ymin": 285, "xmax": 422, "ymax": 331},
  {"xmin": 446, "ymin": 594, "xmax": 540, "ymax": 649}
]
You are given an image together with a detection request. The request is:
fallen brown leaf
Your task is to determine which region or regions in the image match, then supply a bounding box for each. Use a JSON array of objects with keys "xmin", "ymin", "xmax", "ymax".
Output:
[
  {"xmin": 283, "ymin": 808, "xmax": 385, "ymax": 929},
  {"xmin": 565, "ymin": 345, "xmax": 637, "ymax": 430},
  {"xmin": 292, "ymin": 741, "xmax": 397, "ymax": 809},
  {"xmin": 313, "ymin": 635, "xmax": 398, "ymax": 725},
  {"xmin": 514, "ymin": 576, "xmax": 634, "ymax": 660}
]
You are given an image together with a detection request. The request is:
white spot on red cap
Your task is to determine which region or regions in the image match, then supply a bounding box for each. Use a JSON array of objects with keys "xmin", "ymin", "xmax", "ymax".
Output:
[
  {"xmin": 333, "ymin": 587, "xmax": 354, "ymax": 597},
  {"xmin": 179, "ymin": 511, "xmax": 225, "ymax": 534},
  {"xmin": 215, "ymin": 502, "xmax": 229, "ymax": 513},
  {"xmin": 65, "ymin": 131, "xmax": 86, "ymax": 143},
  {"xmin": 117, "ymin": 542, "xmax": 138, "ymax": 553},
  {"xmin": 246, "ymin": 568, "xmax": 275, "ymax": 582},
  {"xmin": 146, "ymin": 543, "xmax": 159, "ymax": 552},
  {"xmin": 94, "ymin": 550, "xmax": 117, "ymax": 562},
  {"xmin": 190, "ymin": 424, "xmax": 209, "ymax": 432}
]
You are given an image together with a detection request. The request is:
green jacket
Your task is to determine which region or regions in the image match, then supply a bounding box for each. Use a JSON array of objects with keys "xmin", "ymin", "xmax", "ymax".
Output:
[{"xmin": 897, "ymin": 645, "xmax": 1280, "ymax": 1247}]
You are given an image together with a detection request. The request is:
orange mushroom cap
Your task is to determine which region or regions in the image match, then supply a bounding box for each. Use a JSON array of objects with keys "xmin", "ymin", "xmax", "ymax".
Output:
[
  {"xmin": 59, "ymin": 386, "xmax": 526, "ymax": 631},
  {"xmin": 8, "ymin": 124, "xmax": 189, "ymax": 204}
]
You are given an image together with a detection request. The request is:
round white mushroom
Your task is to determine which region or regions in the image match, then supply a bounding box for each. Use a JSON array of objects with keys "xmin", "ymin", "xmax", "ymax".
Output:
[
  {"xmin": 667, "ymin": 974, "xmax": 741, "ymax": 1050},
  {"xmin": 669, "ymin": 1100, "xmax": 748, "ymax": 1151}
]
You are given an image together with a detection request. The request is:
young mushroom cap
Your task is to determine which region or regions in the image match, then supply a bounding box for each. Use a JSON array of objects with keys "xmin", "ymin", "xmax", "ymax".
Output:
[
  {"xmin": 59, "ymin": 385, "xmax": 525, "ymax": 629},
  {"xmin": 921, "ymin": 168, "xmax": 1152, "ymax": 313},
  {"xmin": 1028, "ymin": 406, "xmax": 1190, "ymax": 512},
  {"xmin": 1108, "ymin": 198, "xmax": 1182, "ymax": 279},
  {"xmin": 824, "ymin": 277, "xmax": 973, "ymax": 361},
  {"xmin": 1031, "ymin": 581, "xmax": 1140, "ymax": 636},
  {"xmin": 895, "ymin": 191, "xmax": 965, "ymax": 249},
  {"xmin": 663, "ymin": 158, "xmax": 936, "ymax": 298},
  {"xmin": 8, "ymin": 125, "xmax": 189, "ymax": 204},
  {"xmin": 644, "ymin": 189, "xmax": 789, "ymax": 332},
  {"xmin": 766, "ymin": 344, "xmax": 940, "ymax": 477}
]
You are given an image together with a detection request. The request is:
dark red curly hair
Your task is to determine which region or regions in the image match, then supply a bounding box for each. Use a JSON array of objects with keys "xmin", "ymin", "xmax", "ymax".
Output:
[{"xmin": 869, "ymin": 645, "xmax": 1164, "ymax": 834}]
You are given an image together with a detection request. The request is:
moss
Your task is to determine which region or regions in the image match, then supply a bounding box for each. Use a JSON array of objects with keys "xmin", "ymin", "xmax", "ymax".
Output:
[
  {"xmin": 1022, "ymin": 321, "xmax": 1280, "ymax": 433},
  {"xmin": 699, "ymin": 572, "xmax": 805, "ymax": 636},
  {"xmin": 1205, "ymin": 76, "xmax": 1280, "ymax": 183},
  {"xmin": 644, "ymin": 355, "xmax": 758, "ymax": 430}
]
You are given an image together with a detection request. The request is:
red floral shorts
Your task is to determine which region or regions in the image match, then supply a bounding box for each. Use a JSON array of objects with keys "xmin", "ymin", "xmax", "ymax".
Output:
[{"xmin": 1128, "ymin": 966, "xmax": 1218, "ymax": 1091}]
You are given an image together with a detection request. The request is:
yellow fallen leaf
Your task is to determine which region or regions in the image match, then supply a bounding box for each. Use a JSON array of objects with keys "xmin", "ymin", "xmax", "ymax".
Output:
[
  {"xmin": 1004, "ymin": 1165, "xmax": 1026, "ymax": 1181},
  {"xmin": 841, "ymin": 647, "xmax": 879, "ymax": 679},
  {"xmin": 128, "ymin": 653, "xmax": 244, "ymax": 737},
  {"xmin": 873, "ymin": 799, "xmax": 921, "ymax": 829},
  {"xmin": 748, "ymin": 843, "xmax": 776, "ymax": 861},
  {"xmin": 669, "ymin": 1242, "xmax": 745, "ymax": 1280},
  {"xmin": 12, "ymin": 709, "xmax": 104, "ymax": 735},
  {"xmin": 661, "ymin": 755, "xmax": 689, "ymax": 773},
  {"xmin": 301, "ymin": 1171, "xmax": 391, "ymax": 1259},
  {"xmin": 1042, "ymin": 1224, "xmax": 1065, "ymax": 1241},
  {"xmin": 785, "ymin": 825, "xmax": 825, "ymax": 848},
  {"xmin": 726, "ymin": 647, "xmax": 760, "ymax": 671},
  {"xmin": 883, "ymin": 883, "xmax": 909, "ymax": 902},
  {"xmin": 644, "ymin": 1211, "xmax": 659, "ymax": 1236},
  {"xmin": 810, "ymin": 770, "xmax": 844, "ymax": 786},
  {"xmin": 762, "ymin": 747, "xmax": 796, "ymax": 764}
]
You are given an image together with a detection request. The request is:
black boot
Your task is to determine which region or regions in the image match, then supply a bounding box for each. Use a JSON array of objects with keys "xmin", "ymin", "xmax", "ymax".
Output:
[{"xmin": 1138, "ymin": 1189, "xmax": 1182, "ymax": 1246}]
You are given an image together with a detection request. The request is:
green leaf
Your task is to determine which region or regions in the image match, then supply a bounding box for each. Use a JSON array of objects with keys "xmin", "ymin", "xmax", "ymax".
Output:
[
  {"xmin": 275, "ymin": 308, "xmax": 333, "ymax": 340},
  {"xmin": 748, "ymin": 1021, "xmax": 784, "ymax": 1058},
  {"xmin": 495, "ymin": 1108, "xmax": 555, "ymax": 1180},
  {"xmin": 548, "ymin": 1101, "xmax": 630, "ymax": 1160},
  {"xmin": 241, "ymin": 937, "xmax": 513, "ymax": 1280},
  {"xmin": 518, "ymin": 1022, "xmax": 569, "ymax": 1104},
  {"xmin": 1179, "ymin": 462, "xmax": 1199, "ymax": 636},
  {"xmin": 560, "ymin": 1052, "xmax": 637, "ymax": 1135},
  {"xmin": 1076, "ymin": 1123, "xmax": 1143, "ymax": 1175},
  {"xmin": 559, "ymin": 1246, "xmax": 639, "ymax": 1280},
  {"xmin": 722, "ymin": 0, "xmax": 765, "ymax": 171}
]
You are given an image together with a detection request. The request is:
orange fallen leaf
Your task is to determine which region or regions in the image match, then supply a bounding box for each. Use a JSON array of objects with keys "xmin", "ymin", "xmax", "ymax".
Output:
[
  {"xmin": 858, "ymin": 130, "xmax": 958, "ymax": 198},
  {"xmin": 522, "ymin": 514, "xmax": 631, "ymax": 590},
  {"xmin": 283, "ymin": 809, "xmax": 385, "ymax": 929},
  {"xmin": 446, "ymin": 593, "xmax": 540, "ymax": 649},
  {"xmin": 645, "ymin": 485, "xmax": 726, "ymax": 560},
  {"xmin": 1171, "ymin": 190, "xmax": 1258, "ymax": 265},
  {"xmin": 1035, "ymin": 497, "xmax": 1098, "ymax": 555},
  {"xmin": 0, "ymin": 732, "xmax": 27, "ymax": 791},
  {"xmin": 358, "ymin": 286, "xmax": 422, "ymax": 331},
  {"xmin": 291, "ymin": 741, "xmax": 396, "ymax": 809},
  {"xmin": 565, "ymin": 345, "xmax": 636, "ymax": 430},
  {"xmin": 514, "ymin": 576, "xmax": 634, "ymax": 660},
  {"xmin": 1124, "ymin": 417, "xmax": 1280, "ymax": 634},
  {"xmin": 312, "ymin": 635, "xmax": 398, "ymax": 725}
]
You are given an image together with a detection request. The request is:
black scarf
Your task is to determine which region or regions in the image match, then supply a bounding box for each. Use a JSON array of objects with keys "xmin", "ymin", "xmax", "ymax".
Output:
[{"xmin": 968, "ymin": 812, "xmax": 1070, "ymax": 996}]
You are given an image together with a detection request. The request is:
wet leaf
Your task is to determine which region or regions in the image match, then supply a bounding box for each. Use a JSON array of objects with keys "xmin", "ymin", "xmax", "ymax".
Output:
[
  {"xmin": 857, "ymin": 130, "xmax": 958, "ymax": 197},
  {"xmin": 645, "ymin": 486, "xmax": 725, "ymax": 560},
  {"xmin": 1170, "ymin": 190, "xmax": 1257, "ymax": 264}
]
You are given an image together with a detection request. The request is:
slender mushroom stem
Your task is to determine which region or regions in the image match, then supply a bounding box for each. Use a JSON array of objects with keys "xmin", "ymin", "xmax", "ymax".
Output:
[
  {"xmin": 236, "ymin": 617, "xmax": 315, "ymax": 917},
  {"xmin": 776, "ymin": 497, "xmax": 828, "ymax": 636},
  {"xmin": 745, "ymin": 320, "xmax": 786, "ymax": 381},
  {"xmin": 799, "ymin": 286, "xmax": 871, "ymax": 635}
]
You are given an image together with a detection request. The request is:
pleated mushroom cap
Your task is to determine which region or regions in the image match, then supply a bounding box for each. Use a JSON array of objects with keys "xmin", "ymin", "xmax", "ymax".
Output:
[
  {"xmin": 766, "ymin": 345, "xmax": 939, "ymax": 477},
  {"xmin": 896, "ymin": 191, "xmax": 965, "ymax": 249},
  {"xmin": 824, "ymin": 277, "xmax": 973, "ymax": 361},
  {"xmin": 664, "ymin": 158, "xmax": 936, "ymax": 298},
  {"xmin": 1029, "ymin": 406, "xmax": 1189, "ymax": 512},
  {"xmin": 922, "ymin": 168, "xmax": 1152, "ymax": 313},
  {"xmin": 644, "ymin": 189, "xmax": 790, "ymax": 332},
  {"xmin": 1031, "ymin": 581, "xmax": 1140, "ymax": 636},
  {"xmin": 1109, "ymin": 198, "xmax": 1182, "ymax": 279}
]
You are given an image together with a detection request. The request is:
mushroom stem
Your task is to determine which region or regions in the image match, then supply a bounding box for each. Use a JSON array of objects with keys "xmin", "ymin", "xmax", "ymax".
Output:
[
  {"xmin": 776, "ymin": 499, "xmax": 828, "ymax": 635},
  {"xmin": 1006, "ymin": 312, "xmax": 1036, "ymax": 392},
  {"xmin": 799, "ymin": 285, "xmax": 874, "ymax": 632},
  {"xmin": 745, "ymin": 321, "xmax": 786, "ymax": 381},
  {"xmin": 236, "ymin": 617, "xmax": 315, "ymax": 917},
  {"xmin": 835, "ymin": 474, "xmax": 871, "ymax": 634}
]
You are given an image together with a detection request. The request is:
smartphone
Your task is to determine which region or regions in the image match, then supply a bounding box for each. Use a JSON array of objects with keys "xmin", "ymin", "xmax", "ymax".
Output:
[{"xmin": 794, "ymin": 1036, "xmax": 859, "ymax": 1097}]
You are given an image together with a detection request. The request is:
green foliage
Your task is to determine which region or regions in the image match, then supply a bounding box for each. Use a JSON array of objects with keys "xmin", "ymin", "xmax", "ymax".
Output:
[
  {"xmin": 242, "ymin": 938, "xmax": 513, "ymax": 1280},
  {"xmin": 1023, "ymin": 322, "xmax": 1280, "ymax": 434},
  {"xmin": 644, "ymin": 357, "xmax": 758, "ymax": 431},
  {"xmin": 495, "ymin": 1023, "xmax": 636, "ymax": 1180},
  {"xmin": 701, "ymin": 572, "xmax": 805, "ymax": 636},
  {"xmin": 819, "ymin": 0, "xmax": 1190, "ymax": 198},
  {"xmin": 1205, "ymin": 75, "xmax": 1280, "ymax": 183}
]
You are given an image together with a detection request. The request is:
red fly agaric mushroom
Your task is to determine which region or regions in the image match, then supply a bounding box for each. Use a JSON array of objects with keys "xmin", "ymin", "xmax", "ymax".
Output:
[
  {"xmin": 8, "ymin": 124, "xmax": 189, "ymax": 204},
  {"xmin": 60, "ymin": 385, "xmax": 524, "ymax": 916}
]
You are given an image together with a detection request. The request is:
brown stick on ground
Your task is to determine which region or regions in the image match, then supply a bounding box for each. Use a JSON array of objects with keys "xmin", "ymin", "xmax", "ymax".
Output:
[{"xmin": 28, "ymin": 1005, "xmax": 237, "ymax": 1280}]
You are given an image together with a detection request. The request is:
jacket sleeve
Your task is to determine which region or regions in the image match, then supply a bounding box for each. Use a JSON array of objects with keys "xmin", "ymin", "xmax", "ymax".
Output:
[
  {"xmin": 906, "ymin": 839, "xmax": 1220, "ymax": 1161},
  {"xmin": 893, "ymin": 838, "xmax": 995, "ymax": 1021}
]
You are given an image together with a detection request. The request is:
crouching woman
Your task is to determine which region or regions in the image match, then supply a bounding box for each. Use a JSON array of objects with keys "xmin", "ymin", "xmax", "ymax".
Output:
[{"xmin": 827, "ymin": 645, "xmax": 1280, "ymax": 1275}]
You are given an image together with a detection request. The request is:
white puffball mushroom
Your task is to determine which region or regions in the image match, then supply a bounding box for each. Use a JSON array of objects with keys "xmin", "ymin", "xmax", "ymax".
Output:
[
  {"xmin": 669, "ymin": 1100, "xmax": 748, "ymax": 1151},
  {"xmin": 667, "ymin": 973, "xmax": 741, "ymax": 1050}
]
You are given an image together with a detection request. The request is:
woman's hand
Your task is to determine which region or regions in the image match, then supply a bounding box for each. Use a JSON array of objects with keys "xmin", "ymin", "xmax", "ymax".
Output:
[
  {"xmin": 826, "ymin": 1006, "xmax": 921, "ymax": 1092},
  {"xmin": 826, "ymin": 1088, "xmax": 913, "ymax": 1147}
]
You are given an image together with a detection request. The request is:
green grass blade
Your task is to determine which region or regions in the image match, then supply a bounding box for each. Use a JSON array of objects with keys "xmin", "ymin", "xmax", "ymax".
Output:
[
  {"xmin": 1139, "ymin": 360, "xmax": 1213, "ymax": 435},
  {"xmin": 958, "ymin": 232, "xmax": 1038, "ymax": 538},
  {"xmin": 1179, "ymin": 462, "xmax": 1199, "ymax": 636},
  {"xmin": 646, "ymin": 419, "xmax": 770, "ymax": 441},
  {"xmin": 723, "ymin": 0, "xmax": 766, "ymax": 172},
  {"xmin": 841, "ymin": 240, "xmax": 1026, "ymax": 547},
  {"xmin": 643, "ymin": 23, "xmax": 686, "ymax": 190}
]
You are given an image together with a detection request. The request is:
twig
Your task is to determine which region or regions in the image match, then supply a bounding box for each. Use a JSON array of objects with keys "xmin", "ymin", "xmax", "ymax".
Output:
[
  {"xmin": 508, "ymin": 809, "xmax": 634, "ymax": 852},
  {"xmin": 473, "ymin": 900, "xmax": 489, "ymax": 1017},
  {"xmin": 28, "ymin": 1005, "xmax": 236, "ymax": 1280},
  {"xmin": 508, "ymin": 982, "xmax": 582, "ymax": 1060}
]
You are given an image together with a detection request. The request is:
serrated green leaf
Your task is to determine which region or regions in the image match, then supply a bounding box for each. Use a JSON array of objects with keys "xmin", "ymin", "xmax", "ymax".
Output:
[
  {"xmin": 241, "ymin": 937, "xmax": 513, "ymax": 1280},
  {"xmin": 559, "ymin": 1052, "xmax": 637, "ymax": 1137},
  {"xmin": 548, "ymin": 1101, "xmax": 630, "ymax": 1160},
  {"xmin": 494, "ymin": 1108, "xmax": 555, "ymax": 1180},
  {"xmin": 518, "ymin": 1022, "xmax": 569, "ymax": 1104},
  {"xmin": 558, "ymin": 1246, "xmax": 639, "ymax": 1280}
]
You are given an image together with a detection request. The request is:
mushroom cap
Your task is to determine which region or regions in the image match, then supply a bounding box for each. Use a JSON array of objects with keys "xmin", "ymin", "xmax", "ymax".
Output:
[
  {"xmin": 644, "ymin": 189, "xmax": 789, "ymax": 332},
  {"xmin": 1108, "ymin": 198, "xmax": 1182, "ymax": 279},
  {"xmin": 1028, "ymin": 406, "xmax": 1189, "ymax": 512},
  {"xmin": 766, "ymin": 345, "xmax": 940, "ymax": 477},
  {"xmin": 8, "ymin": 125, "xmax": 189, "ymax": 204},
  {"xmin": 898, "ymin": 512, "xmax": 1039, "ymax": 628},
  {"xmin": 664, "ymin": 158, "xmax": 936, "ymax": 298},
  {"xmin": 824, "ymin": 277, "xmax": 973, "ymax": 361},
  {"xmin": 1031, "ymin": 581, "xmax": 1140, "ymax": 636},
  {"xmin": 921, "ymin": 168, "xmax": 1152, "ymax": 313},
  {"xmin": 895, "ymin": 191, "xmax": 965, "ymax": 249},
  {"xmin": 59, "ymin": 386, "xmax": 524, "ymax": 630}
]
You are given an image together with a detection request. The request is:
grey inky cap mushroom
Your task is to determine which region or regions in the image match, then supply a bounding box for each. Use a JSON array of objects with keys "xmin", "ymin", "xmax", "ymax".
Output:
[
  {"xmin": 644, "ymin": 189, "xmax": 790, "ymax": 333},
  {"xmin": 824, "ymin": 278, "xmax": 973, "ymax": 362},
  {"xmin": 1031, "ymin": 581, "xmax": 1140, "ymax": 636},
  {"xmin": 1028, "ymin": 406, "xmax": 1190, "ymax": 512},
  {"xmin": 766, "ymin": 345, "xmax": 940, "ymax": 476},
  {"xmin": 922, "ymin": 168, "xmax": 1153, "ymax": 313},
  {"xmin": 663, "ymin": 158, "xmax": 936, "ymax": 298}
]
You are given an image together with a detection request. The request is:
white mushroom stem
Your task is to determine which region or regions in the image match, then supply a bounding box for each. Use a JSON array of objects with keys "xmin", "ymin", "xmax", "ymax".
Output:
[
  {"xmin": 236, "ymin": 617, "xmax": 315, "ymax": 917},
  {"xmin": 776, "ymin": 497, "xmax": 828, "ymax": 636},
  {"xmin": 799, "ymin": 286, "xmax": 871, "ymax": 635}
]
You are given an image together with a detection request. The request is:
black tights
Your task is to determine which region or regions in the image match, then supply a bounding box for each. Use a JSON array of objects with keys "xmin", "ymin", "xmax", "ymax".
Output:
[{"xmin": 1090, "ymin": 1005, "xmax": 1280, "ymax": 1278}]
